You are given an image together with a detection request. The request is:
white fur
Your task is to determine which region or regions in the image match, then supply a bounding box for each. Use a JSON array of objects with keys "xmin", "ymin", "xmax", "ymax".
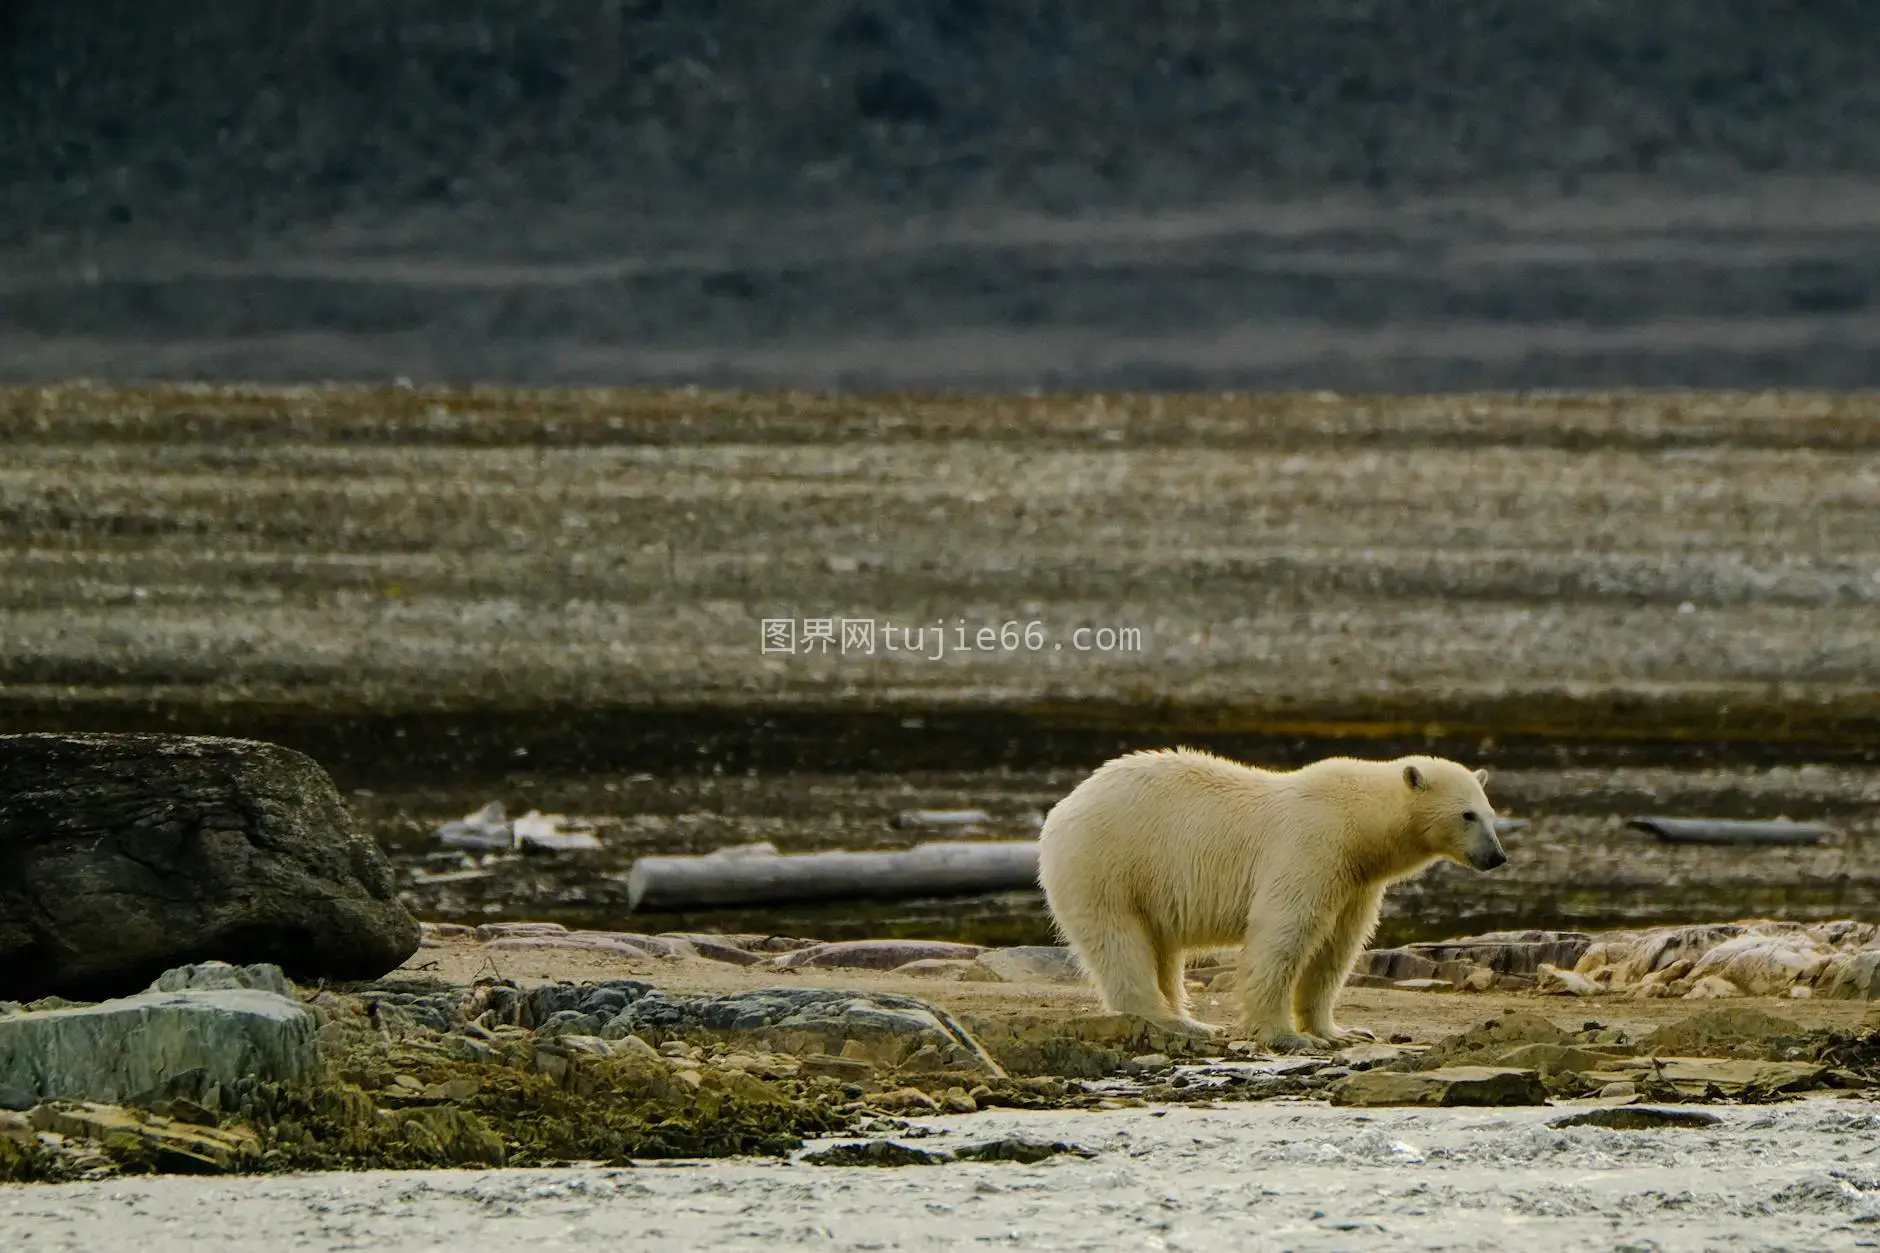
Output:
[{"xmin": 1036, "ymin": 747, "xmax": 1501, "ymax": 1049}]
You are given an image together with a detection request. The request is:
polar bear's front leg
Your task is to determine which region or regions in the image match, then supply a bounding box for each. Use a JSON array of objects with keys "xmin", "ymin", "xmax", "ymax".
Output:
[
  {"xmin": 1293, "ymin": 884, "xmax": 1385, "ymax": 1045},
  {"xmin": 1232, "ymin": 892, "xmax": 1333, "ymax": 1053}
]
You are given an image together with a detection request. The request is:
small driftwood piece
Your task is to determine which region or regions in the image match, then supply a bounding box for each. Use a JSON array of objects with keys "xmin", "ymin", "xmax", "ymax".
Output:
[
  {"xmin": 1625, "ymin": 816, "xmax": 1830, "ymax": 846},
  {"xmin": 626, "ymin": 840, "xmax": 1041, "ymax": 912}
]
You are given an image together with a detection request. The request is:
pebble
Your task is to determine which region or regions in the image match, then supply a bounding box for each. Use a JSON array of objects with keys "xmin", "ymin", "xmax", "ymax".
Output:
[
  {"xmin": 876, "ymin": 1087, "xmax": 941, "ymax": 1113},
  {"xmin": 610, "ymin": 1034, "xmax": 662, "ymax": 1063},
  {"xmin": 941, "ymin": 1086, "xmax": 978, "ymax": 1113}
]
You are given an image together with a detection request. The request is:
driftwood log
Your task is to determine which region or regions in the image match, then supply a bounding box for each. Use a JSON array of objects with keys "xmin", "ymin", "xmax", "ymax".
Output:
[
  {"xmin": 1625, "ymin": 816, "xmax": 1830, "ymax": 846},
  {"xmin": 626, "ymin": 840, "xmax": 1042, "ymax": 912},
  {"xmin": 0, "ymin": 732, "xmax": 421, "ymax": 1000}
]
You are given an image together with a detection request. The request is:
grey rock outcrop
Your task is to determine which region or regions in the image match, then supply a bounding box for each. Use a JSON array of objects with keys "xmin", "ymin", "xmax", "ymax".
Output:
[
  {"xmin": 0, "ymin": 985, "xmax": 317, "ymax": 1106},
  {"xmin": 149, "ymin": 961, "xmax": 296, "ymax": 998},
  {"xmin": 0, "ymin": 733, "xmax": 420, "ymax": 999},
  {"xmin": 608, "ymin": 986, "xmax": 1005, "ymax": 1075}
]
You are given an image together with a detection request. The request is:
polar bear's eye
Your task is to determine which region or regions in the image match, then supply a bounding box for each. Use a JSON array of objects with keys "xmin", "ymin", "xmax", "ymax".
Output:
[{"xmin": 1462, "ymin": 811, "xmax": 1478, "ymax": 823}]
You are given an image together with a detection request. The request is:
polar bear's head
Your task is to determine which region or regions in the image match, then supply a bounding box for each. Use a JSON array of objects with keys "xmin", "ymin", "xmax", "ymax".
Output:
[{"xmin": 1400, "ymin": 756, "xmax": 1506, "ymax": 872}]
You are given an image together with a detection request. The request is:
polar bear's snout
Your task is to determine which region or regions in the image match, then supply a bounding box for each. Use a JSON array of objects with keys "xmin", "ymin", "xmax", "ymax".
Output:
[{"xmin": 1465, "ymin": 821, "xmax": 1508, "ymax": 871}]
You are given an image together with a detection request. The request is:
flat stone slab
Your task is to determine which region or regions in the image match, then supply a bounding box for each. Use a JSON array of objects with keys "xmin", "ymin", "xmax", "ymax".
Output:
[
  {"xmin": 0, "ymin": 987, "xmax": 316, "ymax": 1106},
  {"xmin": 28, "ymin": 1101, "xmax": 261, "ymax": 1173},
  {"xmin": 469, "ymin": 980, "xmax": 1005, "ymax": 1076},
  {"xmin": 1328, "ymin": 1065, "xmax": 1548, "ymax": 1108},
  {"xmin": 973, "ymin": 947, "xmax": 1084, "ymax": 985},
  {"xmin": 482, "ymin": 934, "xmax": 657, "ymax": 959},
  {"xmin": 610, "ymin": 986, "xmax": 1003, "ymax": 1074},
  {"xmin": 1650, "ymin": 1058, "xmax": 1828, "ymax": 1095},
  {"xmin": 1490, "ymin": 1043, "xmax": 1636, "ymax": 1074},
  {"xmin": 1550, "ymin": 1106, "xmax": 1724, "ymax": 1131},
  {"xmin": 773, "ymin": 940, "xmax": 989, "ymax": 971}
]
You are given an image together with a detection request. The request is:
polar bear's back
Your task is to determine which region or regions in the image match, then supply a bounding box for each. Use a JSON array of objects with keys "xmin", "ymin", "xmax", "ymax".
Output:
[{"xmin": 1037, "ymin": 747, "xmax": 1310, "ymax": 944}]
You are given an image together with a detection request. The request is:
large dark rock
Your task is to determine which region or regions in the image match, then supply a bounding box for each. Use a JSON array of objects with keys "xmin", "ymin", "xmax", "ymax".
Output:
[{"xmin": 0, "ymin": 733, "xmax": 419, "ymax": 1000}]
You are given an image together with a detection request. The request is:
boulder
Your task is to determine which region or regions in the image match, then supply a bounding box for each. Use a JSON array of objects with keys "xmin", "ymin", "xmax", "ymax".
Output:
[
  {"xmin": 802, "ymin": 1139, "xmax": 950, "ymax": 1167},
  {"xmin": 0, "ymin": 985, "xmax": 316, "ymax": 1106},
  {"xmin": 1549, "ymin": 1107, "xmax": 1722, "ymax": 1131},
  {"xmin": 0, "ymin": 733, "xmax": 418, "ymax": 999},
  {"xmin": 1328, "ymin": 1065, "xmax": 1547, "ymax": 1108},
  {"xmin": 656, "ymin": 934, "xmax": 767, "ymax": 966},
  {"xmin": 891, "ymin": 958, "xmax": 984, "ymax": 980},
  {"xmin": 1683, "ymin": 975, "xmax": 1744, "ymax": 999},
  {"xmin": 1334, "ymin": 1042, "xmax": 1421, "ymax": 1070},
  {"xmin": 1355, "ymin": 948, "xmax": 1442, "ymax": 982},
  {"xmin": 967, "ymin": 1011, "xmax": 1228, "ymax": 1079},
  {"xmin": 1825, "ymin": 950, "xmax": 1880, "ymax": 1000},
  {"xmin": 150, "ymin": 961, "xmax": 295, "ymax": 998},
  {"xmin": 1573, "ymin": 923, "xmax": 1750, "ymax": 986},
  {"xmin": 1536, "ymin": 963, "xmax": 1601, "ymax": 996},
  {"xmin": 1396, "ymin": 931, "xmax": 1594, "ymax": 977},
  {"xmin": 973, "ymin": 946, "xmax": 1085, "ymax": 985},
  {"xmin": 1572, "ymin": 920, "xmax": 1880, "ymax": 996},
  {"xmin": 952, "ymin": 1137, "xmax": 1097, "ymax": 1163},
  {"xmin": 1684, "ymin": 934, "xmax": 1834, "ymax": 996}
]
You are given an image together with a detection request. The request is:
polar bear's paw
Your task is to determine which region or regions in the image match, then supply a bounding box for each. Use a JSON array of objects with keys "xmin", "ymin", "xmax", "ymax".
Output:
[
  {"xmin": 1148, "ymin": 1015, "xmax": 1222, "ymax": 1040},
  {"xmin": 1311, "ymin": 1025, "xmax": 1377, "ymax": 1047}
]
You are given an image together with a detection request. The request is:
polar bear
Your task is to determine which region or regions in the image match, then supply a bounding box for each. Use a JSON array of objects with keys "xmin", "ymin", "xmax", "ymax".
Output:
[{"xmin": 1036, "ymin": 748, "xmax": 1506, "ymax": 1051}]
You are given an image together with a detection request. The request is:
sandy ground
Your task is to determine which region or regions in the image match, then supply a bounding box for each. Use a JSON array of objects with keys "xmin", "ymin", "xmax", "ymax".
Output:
[{"xmin": 9, "ymin": 1099, "xmax": 1880, "ymax": 1252}]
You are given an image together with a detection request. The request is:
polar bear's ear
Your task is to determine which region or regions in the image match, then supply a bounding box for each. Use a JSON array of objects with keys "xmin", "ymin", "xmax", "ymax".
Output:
[
  {"xmin": 1474, "ymin": 768, "xmax": 1490, "ymax": 786},
  {"xmin": 1403, "ymin": 764, "xmax": 1428, "ymax": 791}
]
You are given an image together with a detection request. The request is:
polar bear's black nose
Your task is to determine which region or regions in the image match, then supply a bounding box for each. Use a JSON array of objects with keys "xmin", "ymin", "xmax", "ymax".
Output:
[{"xmin": 1478, "ymin": 847, "xmax": 1508, "ymax": 870}]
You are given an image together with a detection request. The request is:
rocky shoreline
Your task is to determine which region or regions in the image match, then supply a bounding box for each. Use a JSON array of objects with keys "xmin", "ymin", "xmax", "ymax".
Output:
[{"xmin": 6, "ymin": 915, "xmax": 1880, "ymax": 1185}]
